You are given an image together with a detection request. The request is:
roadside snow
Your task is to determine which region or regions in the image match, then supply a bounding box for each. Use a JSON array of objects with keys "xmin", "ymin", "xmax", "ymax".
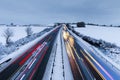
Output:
[
  {"xmin": 74, "ymin": 25, "xmax": 120, "ymax": 47},
  {"xmin": 31, "ymin": 26, "xmax": 48, "ymax": 33}
]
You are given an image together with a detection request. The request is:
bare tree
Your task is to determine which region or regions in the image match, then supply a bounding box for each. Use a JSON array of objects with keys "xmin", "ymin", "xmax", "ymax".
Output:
[
  {"xmin": 3, "ymin": 28, "xmax": 13, "ymax": 46},
  {"xmin": 26, "ymin": 27, "xmax": 33, "ymax": 37}
]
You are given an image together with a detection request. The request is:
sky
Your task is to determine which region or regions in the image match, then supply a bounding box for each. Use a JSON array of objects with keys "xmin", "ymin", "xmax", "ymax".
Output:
[{"xmin": 0, "ymin": 0, "xmax": 120, "ymax": 25}]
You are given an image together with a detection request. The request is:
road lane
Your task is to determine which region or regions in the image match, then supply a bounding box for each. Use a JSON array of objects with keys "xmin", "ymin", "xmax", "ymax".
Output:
[{"xmin": 63, "ymin": 29, "xmax": 94, "ymax": 80}]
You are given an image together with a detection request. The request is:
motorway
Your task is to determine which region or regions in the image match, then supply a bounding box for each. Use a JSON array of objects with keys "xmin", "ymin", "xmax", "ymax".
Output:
[
  {"xmin": 0, "ymin": 24, "xmax": 120, "ymax": 80},
  {"xmin": 62, "ymin": 25, "xmax": 120, "ymax": 80},
  {"xmin": 0, "ymin": 26, "xmax": 60, "ymax": 80}
]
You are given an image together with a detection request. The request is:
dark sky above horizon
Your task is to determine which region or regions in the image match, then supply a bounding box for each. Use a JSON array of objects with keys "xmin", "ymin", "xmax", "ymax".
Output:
[{"xmin": 0, "ymin": 0, "xmax": 120, "ymax": 25}]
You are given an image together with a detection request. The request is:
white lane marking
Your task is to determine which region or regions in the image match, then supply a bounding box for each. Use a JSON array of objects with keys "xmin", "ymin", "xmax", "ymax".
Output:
[
  {"xmin": 28, "ymin": 59, "xmax": 36, "ymax": 69},
  {"xmin": 20, "ymin": 74, "xmax": 26, "ymax": 80}
]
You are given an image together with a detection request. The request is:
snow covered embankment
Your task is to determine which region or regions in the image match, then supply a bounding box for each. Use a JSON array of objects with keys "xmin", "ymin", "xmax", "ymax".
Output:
[
  {"xmin": 0, "ymin": 27, "xmax": 52, "ymax": 60},
  {"xmin": 72, "ymin": 26, "xmax": 120, "ymax": 54}
]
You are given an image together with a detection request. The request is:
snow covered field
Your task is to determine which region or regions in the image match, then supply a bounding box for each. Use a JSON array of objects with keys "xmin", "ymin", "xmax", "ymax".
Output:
[
  {"xmin": 0, "ymin": 25, "xmax": 50, "ymax": 60},
  {"xmin": 75, "ymin": 25, "xmax": 120, "ymax": 47},
  {"xmin": 0, "ymin": 25, "xmax": 47, "ymax": 45}
]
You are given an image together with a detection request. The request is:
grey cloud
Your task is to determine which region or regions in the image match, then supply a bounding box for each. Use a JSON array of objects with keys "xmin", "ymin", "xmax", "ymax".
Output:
[{"xmin": 0, "ymin": 0, "xmax": 120, "ymax": 24}]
